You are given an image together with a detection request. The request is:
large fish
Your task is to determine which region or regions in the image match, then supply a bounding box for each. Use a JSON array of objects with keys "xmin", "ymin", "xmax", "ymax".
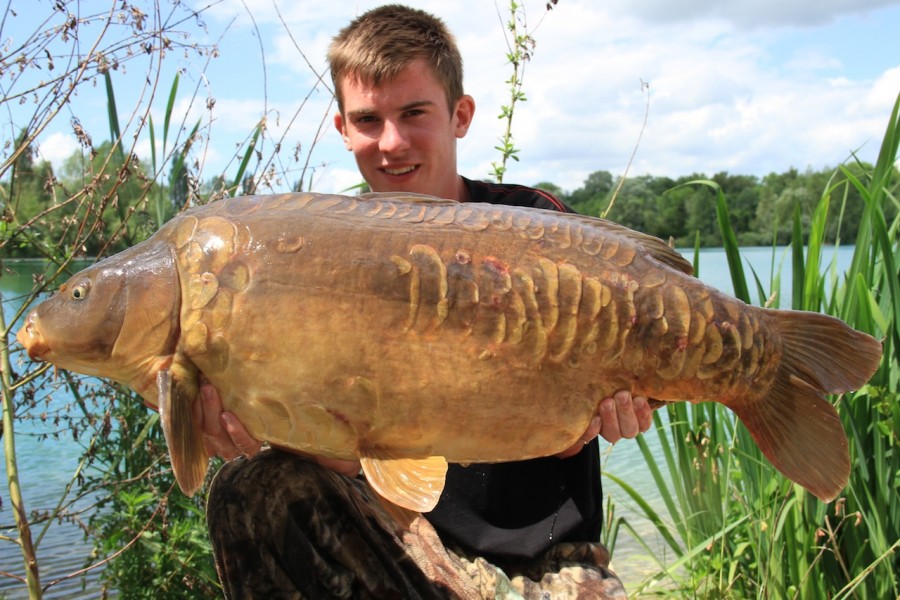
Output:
[{"xmin": 17, "ymin": 193, "xmax": 881, "ymax": 511}]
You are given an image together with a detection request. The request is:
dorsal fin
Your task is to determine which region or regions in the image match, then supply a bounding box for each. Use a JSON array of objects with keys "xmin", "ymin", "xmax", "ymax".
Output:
[
  {"xmin": 360, "ymin": 191, "xmax": 454, "ymax": 204},
  {"xmin": 580, "ymin": 214, "xmax": 694, "ymax": 275},
  {"xmin": 360, "ymin": 193, "xmax": 692, "ymax": 275}
]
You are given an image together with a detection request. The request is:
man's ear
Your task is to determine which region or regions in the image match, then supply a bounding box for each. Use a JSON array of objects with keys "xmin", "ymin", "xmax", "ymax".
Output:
[
  {"xmin": 334, "ymin": 112, "xmax": 352, "ymax": 150},
  {"xmin": 454, "ymin": 94, "xmax": 475, "ymax": 138}
]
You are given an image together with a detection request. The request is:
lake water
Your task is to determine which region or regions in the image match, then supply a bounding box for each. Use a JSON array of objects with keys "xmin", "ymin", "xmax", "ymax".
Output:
[{"xmin": 0, "ymin": 246, "xmax": 856, "ymax": 597}]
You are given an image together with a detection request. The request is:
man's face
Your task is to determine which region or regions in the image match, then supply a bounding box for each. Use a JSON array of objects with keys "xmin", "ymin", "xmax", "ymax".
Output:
[{"xmin": 334, "ymin": 59, "xmax": 475, "ymax": 201}]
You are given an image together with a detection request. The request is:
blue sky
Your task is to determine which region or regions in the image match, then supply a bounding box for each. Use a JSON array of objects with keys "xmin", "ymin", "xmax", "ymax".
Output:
[{"xmin": 11, "ymin": 0, "xmax": 900, "ymax": 196}]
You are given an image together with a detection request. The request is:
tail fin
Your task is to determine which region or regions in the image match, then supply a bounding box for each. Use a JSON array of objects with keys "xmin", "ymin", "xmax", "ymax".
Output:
[
  {"xmin": 776, "ymin": 310, "xmax": 882, "ymax": 393},
  {"xmin": 732, "ymin": 310, "xmax": 882, "ymax": 502}
]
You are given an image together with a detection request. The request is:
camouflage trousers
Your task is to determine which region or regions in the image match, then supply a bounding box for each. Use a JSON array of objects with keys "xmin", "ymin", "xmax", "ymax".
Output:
[{"xmin": 206, "ymin": 449, "xmax": 627, "ymax": 599}]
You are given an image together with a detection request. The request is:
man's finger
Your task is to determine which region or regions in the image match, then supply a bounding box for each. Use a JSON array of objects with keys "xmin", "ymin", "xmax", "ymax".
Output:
[
  {"xmin": 221, "ymin": 412, "xmax": 262, "ymax": 458},
  {"xmin": 192, "ymin": 389, "xmax": 220, "ymax": 458},
  {"xmin": 200, "ymin": 383, "xmax": 225, "ymax": 435},
  {"xmin": 614, "ymin": 390, "xmax": 640, "ymax": 439},
  {"xmin": 198, "ymin": 383, "xmax": 243, "ymax": 460},
  {"xmin": 598, "ymin": 396, "xmax": 622, "ymax": 443},
  {"xmin": 633, "ymin": 395, "xmax": 653, "ymax": 433}
]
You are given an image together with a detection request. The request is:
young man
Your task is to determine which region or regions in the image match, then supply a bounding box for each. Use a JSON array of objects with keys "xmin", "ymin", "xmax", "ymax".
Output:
[{"xmin": 200, "ymin": 5, "xmax": 653, "ymax": 598}]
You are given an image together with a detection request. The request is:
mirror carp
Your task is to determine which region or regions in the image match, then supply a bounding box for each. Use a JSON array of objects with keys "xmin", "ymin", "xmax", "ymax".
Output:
[{"xmin": 17, "ymin": 193, "xmax": 882, "ymax": 511}]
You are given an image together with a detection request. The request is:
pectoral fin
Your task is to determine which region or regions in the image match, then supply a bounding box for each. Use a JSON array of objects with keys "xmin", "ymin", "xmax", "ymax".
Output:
[
  {"xmin": 360, "ymin": 452, "xmax": 448, "ymax": 513},
  {"xmin": 157, "ymin": 365, "xmax": 209, "ymax": 497}
]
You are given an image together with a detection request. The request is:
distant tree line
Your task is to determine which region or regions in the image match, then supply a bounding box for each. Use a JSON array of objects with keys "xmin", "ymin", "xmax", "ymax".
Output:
[
  {"xmin": 538, "ymin": 162, "xmax": 897, "ymax": 247},
  {"xmin": 3, "ymin": 132, "xmax": 897, "ymax": 259}
]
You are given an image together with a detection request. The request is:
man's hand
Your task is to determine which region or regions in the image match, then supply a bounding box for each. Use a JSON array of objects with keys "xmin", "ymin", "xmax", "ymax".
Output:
[
  {"xmin": 197, "ymin": 377, "xmax": 263, "ymax": 460},
  {"xmin": 555, "ymin": 390, "xmax": 653, "ymax": 458},
  {"xmin": 195, "ymin": 378, "xmax": 361, "ymax": 477},
  {"xmin": 196, "ymin": 379, "xmax": 649, "ymax": 466}
]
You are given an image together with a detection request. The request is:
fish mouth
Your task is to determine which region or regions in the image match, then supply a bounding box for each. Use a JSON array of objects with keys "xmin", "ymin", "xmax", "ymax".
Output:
[{"xmin": 16, "ymin": 313, "xmax": 50, "ymax": 361}]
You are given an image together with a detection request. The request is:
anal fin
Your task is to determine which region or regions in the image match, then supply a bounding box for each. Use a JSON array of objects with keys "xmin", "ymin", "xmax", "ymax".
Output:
[
  {"xmin": 157, "ymin": 365, "xmax": 209, "ymax": 497},
  {"xmin": 360, "ymin": 452, "xmax": 448, "ymax": 513},
  {"xmin": 733, "ymin": 373, "xmax": 849, "ymax": 502}
]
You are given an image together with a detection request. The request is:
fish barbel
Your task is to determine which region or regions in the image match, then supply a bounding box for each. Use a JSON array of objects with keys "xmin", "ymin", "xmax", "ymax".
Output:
[{"xmin": 16, "ymin": 193, "xmax": 882, "ymax": 511}]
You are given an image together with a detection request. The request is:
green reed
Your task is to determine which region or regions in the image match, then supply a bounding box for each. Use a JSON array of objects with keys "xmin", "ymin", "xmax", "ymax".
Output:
[{"xmin": 608, "ymin": 91, "xmax": 899, "ymax": 598}]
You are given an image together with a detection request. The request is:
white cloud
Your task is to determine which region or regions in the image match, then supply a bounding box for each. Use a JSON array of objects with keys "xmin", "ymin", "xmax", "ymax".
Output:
[
  {"xmin": 33, "ymin": 132, "xmax": 80, "ymax": 170},
  {"xmin": 448, "ymin": 1, "xmax": 899, "ymax": 190},
  {"xmin": 866, "ymin": 66, "xmax": 900, "ymax": 111},
  {"xmin": 311, "ymin": 166, "xmax": 366, "ymax": 194},
  {"xmin": 182, "ymin": 0, "xmax": 899, "ymax": 193},
  {"xmin": 603, "ymin": 0, "xmax": 900, "ymax": 28}
]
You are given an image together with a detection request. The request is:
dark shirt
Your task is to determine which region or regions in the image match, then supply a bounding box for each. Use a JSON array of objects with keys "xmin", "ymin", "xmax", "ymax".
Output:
[{"xmin": 423, "ymin": 177, "xmax": 604, "ymax": 563}]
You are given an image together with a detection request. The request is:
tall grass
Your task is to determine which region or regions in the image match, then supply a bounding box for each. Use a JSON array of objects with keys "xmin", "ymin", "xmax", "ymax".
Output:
[{"xmin": 608, "ymin": 92, "xmax": 899, "ymax": 598}]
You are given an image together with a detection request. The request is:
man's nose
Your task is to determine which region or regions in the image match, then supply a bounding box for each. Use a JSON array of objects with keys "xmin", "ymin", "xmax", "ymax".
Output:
[{"xmin": 378, "ymin": 120, "xmax": 410, "ymax": 154}]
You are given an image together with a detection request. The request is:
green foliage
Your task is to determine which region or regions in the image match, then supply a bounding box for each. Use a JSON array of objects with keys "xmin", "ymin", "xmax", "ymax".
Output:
[
  {"xmin": 148, "ymin": 72, "xmax": 201, "ymax": 227},
  {"xmin": 0, "ymin": 4, "xmax": 315, "ymax": 598},
  {"xmin": 606, "ymin": 92, "xmax": 900, "ymax": 598},
  {"xmin": 559, "ymin": 164, "xmax": 895, "ymax": 248},
  {"xmin": 55, "ymin": 140, "xmax": 157, "ymax": 252},
  {"xmin": 490, "ymin": 1, "xmax": 559, "ymax": 183},
  {"xmin": 490, "ymin": 0, "xmax": 532, "ymax": 183},
  {"xmin": 84, "ymin": 387, "xmax": 221, "ymax": 599},
  {"xmin": 1, "ymin": 129, "xmax": 57, "ymax": 258}
]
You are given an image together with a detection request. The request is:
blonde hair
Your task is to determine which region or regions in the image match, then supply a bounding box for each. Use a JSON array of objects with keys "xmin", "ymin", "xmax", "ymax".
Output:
[{"xmin": 328, "ymin": 4, "xmax": 464, "ymax": 115}]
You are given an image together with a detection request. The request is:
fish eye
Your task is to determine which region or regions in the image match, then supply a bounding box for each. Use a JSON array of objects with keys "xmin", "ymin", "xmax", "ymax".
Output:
[{"xmin": 71, "ymin": 283, "xmax": 90, "ymax": 301}]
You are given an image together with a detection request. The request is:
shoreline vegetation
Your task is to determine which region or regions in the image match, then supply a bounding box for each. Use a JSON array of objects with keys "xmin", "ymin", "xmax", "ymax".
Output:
[
  {"xmin": 602, "ymin": 118, "xmax": 900, "ymax": 595},
  {"xmin": 5, "ymin": 153, "xmax": 892, "ymax": 259},
  {"xmin": 1, "ymin": 2, "xmax": 898, "ymax": 598}
]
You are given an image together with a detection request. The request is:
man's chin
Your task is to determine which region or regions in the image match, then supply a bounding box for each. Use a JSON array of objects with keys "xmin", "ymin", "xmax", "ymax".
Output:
[{"xmin": 371, "ymin": 178, "xmax": 427, "ymax": 196}]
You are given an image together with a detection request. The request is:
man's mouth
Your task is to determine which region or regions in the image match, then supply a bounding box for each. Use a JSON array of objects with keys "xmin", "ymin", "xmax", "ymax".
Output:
[{"xmin": 382, "ymin": 165, "xmax": 417, "ymax": 176}]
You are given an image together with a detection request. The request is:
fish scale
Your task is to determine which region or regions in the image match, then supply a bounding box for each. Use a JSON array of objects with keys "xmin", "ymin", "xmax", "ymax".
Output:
[{"xmin": 16, "ymin": 192, "xmax": 883, "ymax": 511}]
